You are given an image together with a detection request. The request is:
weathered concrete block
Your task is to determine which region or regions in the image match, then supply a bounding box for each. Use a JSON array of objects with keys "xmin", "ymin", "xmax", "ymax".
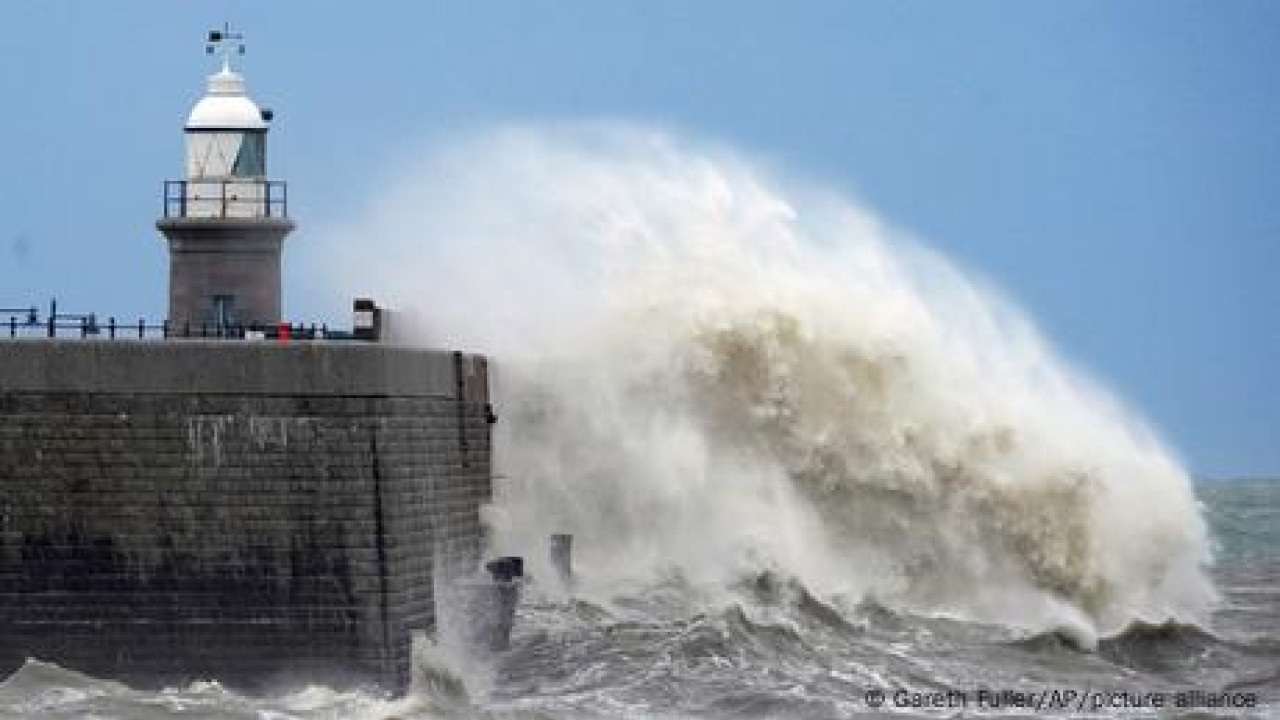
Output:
[{"xmin": 0, "ymin": 341, "xmax": 492, "ymax": 693}]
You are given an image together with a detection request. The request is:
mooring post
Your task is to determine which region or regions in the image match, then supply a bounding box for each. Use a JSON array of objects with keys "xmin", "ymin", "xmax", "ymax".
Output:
[
  {"xmin": 452, "ymin": 556, "xmax": 523, "ymax": 652},
  {"xmin": 550, "ymin": 533, "xmax": 573, "ymax": 586}
]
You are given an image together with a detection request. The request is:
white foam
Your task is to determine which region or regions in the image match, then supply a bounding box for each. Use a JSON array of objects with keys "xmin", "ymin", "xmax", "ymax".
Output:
[{"xmin": 310, "ymin": 122, "xmax": 1216, "ymax": 638}]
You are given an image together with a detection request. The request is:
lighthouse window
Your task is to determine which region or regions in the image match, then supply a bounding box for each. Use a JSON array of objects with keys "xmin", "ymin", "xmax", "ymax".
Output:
[{"xmin": 232, "ymin": 132, "xmax": 266, "ymax": 177}]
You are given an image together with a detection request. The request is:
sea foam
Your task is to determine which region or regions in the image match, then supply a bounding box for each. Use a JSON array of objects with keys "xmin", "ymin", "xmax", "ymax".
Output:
[{"xmin": 312, "ymin": 123, "xmax": 1215, "ymax": 642}]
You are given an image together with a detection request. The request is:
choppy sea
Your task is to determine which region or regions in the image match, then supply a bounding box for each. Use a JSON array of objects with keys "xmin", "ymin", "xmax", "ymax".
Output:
[{"xmin": 0, "ymin": 478, "xmax": 1275, "ymax": 720}]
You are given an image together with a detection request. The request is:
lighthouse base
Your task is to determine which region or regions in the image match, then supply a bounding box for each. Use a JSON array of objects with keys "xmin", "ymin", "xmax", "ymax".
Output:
[{"xmin": 158, "ymin": 216, "xmax": 294, "ymax": 330}]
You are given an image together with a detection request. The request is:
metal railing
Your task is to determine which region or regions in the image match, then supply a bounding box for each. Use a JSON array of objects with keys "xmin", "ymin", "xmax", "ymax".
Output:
[
  {"xmin": 3, "ymin": 300, "xmax": 354, "ymax": 342},
  {"xmin": 162, "ymin": 179, "xmax": 288, "ymax": 219}
]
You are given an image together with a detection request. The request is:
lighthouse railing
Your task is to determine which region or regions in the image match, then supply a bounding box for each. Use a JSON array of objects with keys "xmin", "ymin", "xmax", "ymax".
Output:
[
  {"xmin": 2, "ymin": 301, "xmax": 361, "ymax": 341},
  {"xmin": 162, "ymin": 179, "xmax": 288, "ymax": 220}
]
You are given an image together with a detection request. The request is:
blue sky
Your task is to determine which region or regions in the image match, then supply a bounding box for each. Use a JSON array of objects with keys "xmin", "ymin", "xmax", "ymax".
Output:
[{"xmin": 1, "ymin": 2, "xmax": 1276, "ymax": 478}]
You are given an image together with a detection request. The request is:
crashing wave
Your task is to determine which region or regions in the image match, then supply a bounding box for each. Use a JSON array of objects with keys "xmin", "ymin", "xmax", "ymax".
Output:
[{"xmin": 315, "ymin": 122, "xmax": 1216, "ymax": 640}]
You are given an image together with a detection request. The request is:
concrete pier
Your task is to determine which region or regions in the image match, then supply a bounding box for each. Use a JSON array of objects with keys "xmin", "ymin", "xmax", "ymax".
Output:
[{"xmin": 0, "ymin": 340, "xmax": 493, "ymax": 691}]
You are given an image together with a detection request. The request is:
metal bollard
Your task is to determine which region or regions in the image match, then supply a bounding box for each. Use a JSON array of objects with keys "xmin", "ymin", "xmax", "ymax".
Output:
[
  {"xmin": 550, "ymin": 534, "xmax": 573, "ymax": 586},
  {"xmin": 448, "ymin": 556, "xmax": 524, "ymax": 653}
]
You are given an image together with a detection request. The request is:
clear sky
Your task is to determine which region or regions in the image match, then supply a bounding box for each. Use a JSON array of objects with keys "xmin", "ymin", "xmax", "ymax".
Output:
[{"xmin": 1, "ymin": 2, "xmax": 1276, "ymax": 478}]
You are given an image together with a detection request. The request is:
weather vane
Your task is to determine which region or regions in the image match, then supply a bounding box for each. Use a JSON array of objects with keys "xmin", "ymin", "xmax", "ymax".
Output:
[{"xmin": 205, "ymin": 23, "xmax": 245, "ymax": 71}]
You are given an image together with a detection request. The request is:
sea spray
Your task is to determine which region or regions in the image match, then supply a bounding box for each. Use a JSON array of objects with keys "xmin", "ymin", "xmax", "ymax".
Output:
[{"xmin": 311, "ymin": 123, "xmax": 1215, "ymax": 642}]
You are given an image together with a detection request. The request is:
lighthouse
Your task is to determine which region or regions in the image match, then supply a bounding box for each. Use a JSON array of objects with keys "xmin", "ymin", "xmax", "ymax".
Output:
[{"xmin": 157, "ymin": 27, "xmax": 294, "ymax": 332}]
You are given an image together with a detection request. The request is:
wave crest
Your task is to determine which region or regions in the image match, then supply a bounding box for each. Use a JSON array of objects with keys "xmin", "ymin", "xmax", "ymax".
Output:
[{"xmin": 314, "ymin": 123, "xmax": 1215, "ymax": 637}]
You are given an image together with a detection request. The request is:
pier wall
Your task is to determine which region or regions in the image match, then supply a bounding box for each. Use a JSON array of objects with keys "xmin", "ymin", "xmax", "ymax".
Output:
[{"xmin": 0, "ymin": 340, "xmax": 492, "ymax": 691}]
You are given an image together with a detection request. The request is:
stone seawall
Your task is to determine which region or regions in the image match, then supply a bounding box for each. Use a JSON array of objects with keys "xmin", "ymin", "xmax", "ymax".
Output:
[{"xmin": 0, "ymin": 340, "xmax": 492, "ymax": 691}]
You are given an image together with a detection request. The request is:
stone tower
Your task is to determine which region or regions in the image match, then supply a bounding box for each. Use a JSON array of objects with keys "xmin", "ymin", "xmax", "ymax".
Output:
[{"xmin": 157, "ymin": 28, "xmax": 293, "ymax": 331}]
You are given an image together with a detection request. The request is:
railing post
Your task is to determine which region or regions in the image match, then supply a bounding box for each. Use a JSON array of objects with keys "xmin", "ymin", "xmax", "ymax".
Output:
[
  {"xmin": 9, "ymin": 316, "xmax": 15, "ymax": 338},
  {"xmin": 108, "ymin": 317, "xmax": 116, "ymax": 339}
]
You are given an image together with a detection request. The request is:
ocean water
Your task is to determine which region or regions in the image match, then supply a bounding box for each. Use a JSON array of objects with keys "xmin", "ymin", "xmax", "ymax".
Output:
[
  {"xmin": 3, "ymin": 126, "xmax": 1276, "ymax": 718},
  {"xmin": 484, "ymin": 480, "xmax": 1280, "ymax": 720}
]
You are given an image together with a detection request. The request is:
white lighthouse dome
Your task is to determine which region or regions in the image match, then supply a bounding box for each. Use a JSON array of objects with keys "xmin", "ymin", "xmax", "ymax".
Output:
[{"xmin": 186, "ymin": 68, "xmax": 267, "ymax": 130}]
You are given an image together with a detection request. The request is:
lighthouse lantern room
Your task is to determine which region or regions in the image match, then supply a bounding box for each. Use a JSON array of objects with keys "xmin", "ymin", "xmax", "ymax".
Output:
[{"xmin": 157, "ymin": 26, "xmax": 294, "ymax": 331}]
